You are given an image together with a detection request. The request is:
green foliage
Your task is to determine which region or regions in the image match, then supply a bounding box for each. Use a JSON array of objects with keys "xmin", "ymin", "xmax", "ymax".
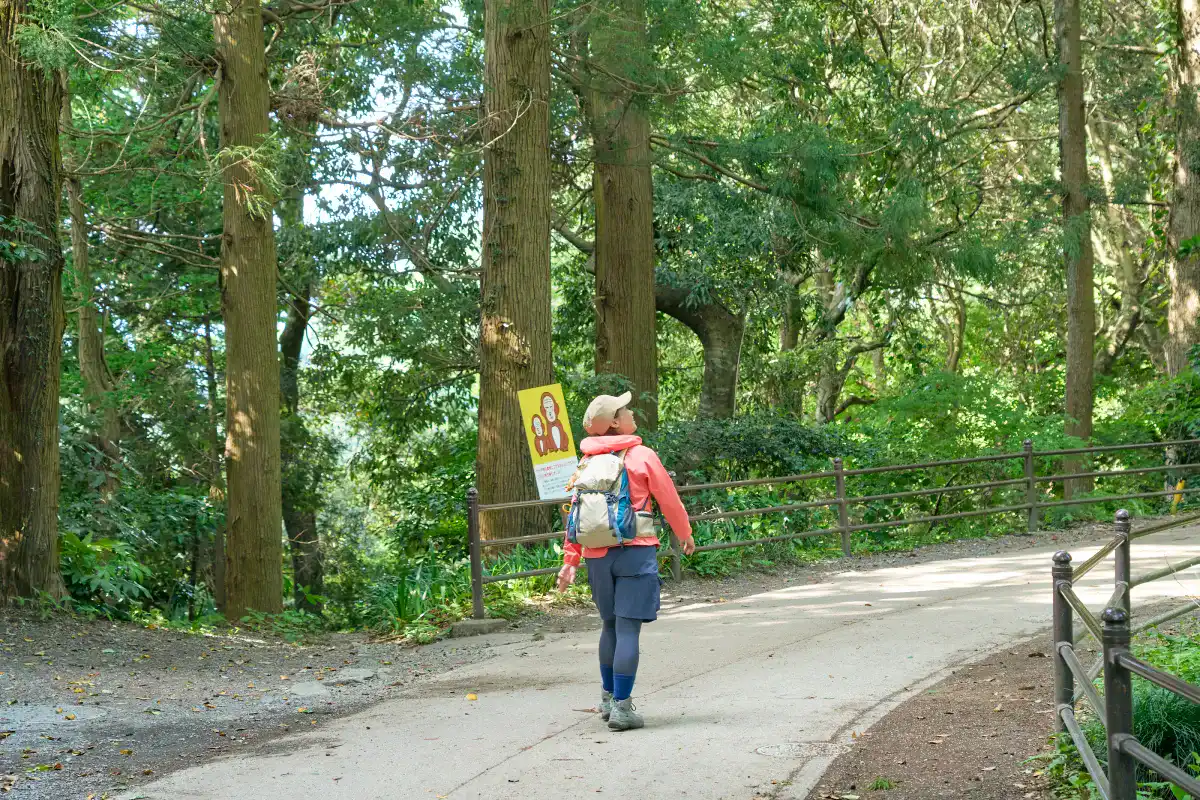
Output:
[
  {"xmin": 646, "ymin": 415, "xmax": 849, "ymax": 484},
  {"xmin": 12, "ymin": 0, "xmax": 76, "ymax": 71},
  {"xmin": 1049, "ymin": 634, "xmax": 1200, "ymax": 799},
  {"xmin": 0, "ymin": 216, "xmax": 48, "ymax": 264},
  {"xmin": 59, "ymin": 532, "xmax": 151, "ymax": 613},
  {"xmin": 214, "ymin": 137, "xmax": 286, "ymax": 221},
  {"xmin": 38, "ymin": 0, "xmax": 1197, "ymax": 639}
]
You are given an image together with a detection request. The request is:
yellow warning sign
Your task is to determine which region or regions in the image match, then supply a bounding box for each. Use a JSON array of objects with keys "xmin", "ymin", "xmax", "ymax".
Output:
[{"xmin": 517, "ymin": 383, "xmax": 578, "ymax": 499}]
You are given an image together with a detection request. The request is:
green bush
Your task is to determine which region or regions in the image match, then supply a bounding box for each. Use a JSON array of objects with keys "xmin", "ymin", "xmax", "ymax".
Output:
[
  {"xmin": 59, "ymin": 531, "xmax": 151, "ymax": 613},
  {"xmin": 1051, "ymin": 632, "xmax": 1200, "ymax": 798}
]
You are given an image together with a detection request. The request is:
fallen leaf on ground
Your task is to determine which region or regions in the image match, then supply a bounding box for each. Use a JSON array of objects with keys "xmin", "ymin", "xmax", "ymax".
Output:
[{"xmin": 466, "ymin": 693, "xmax": 478, "ymax": 701}]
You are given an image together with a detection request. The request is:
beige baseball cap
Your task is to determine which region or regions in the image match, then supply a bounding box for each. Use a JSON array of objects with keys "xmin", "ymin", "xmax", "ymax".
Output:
[{"xmin": 583, "ymin": 391, "xmax": 632, "ymax": 433}]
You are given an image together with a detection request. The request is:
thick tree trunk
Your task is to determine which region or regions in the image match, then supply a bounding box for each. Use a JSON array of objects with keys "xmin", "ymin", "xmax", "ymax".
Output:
[
  {"xmin": 656, "ymin": 287, "xmax": 743, "ymax": 419},
  {"xmin": 279, "ymin": 279, "xmax": 322, "ymax": 614},
  {"xmin": 203, "ymin": 316, "xmax": 225, "ymax": 611},
  {"xmin": 0, "ymin": 7, "xmax": 67, "ymax": 599},
  {"xmin": 477, "ymin": 0, "xmax": 555, "ymax": 539},
  {"xmin": 215, "ymin": 0, "xmax": 284, "ymax": 617},
  {"xmin": 66, "ymin": 178, "xmax": 120, "ymax": 495},
  {"xmin": 1169, "ymin": 0, "xmax": 1200, "ymax": 377},
  {"xmin": 588, "ymin": 0, "xmax": 658, "ymax": 428},
  {"xmin": 1056, "ymin": 0, "xmax": 1095, "ymax": 497}
]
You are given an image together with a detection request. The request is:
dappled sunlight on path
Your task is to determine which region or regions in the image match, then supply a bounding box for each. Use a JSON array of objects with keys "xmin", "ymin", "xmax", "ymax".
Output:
[{"xmin": 125, "ymin": 524, "xmax": 1200, "ymax": 800}]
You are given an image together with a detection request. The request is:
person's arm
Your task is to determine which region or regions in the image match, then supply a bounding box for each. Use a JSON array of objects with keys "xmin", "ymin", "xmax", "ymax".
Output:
[
  {"xmin": 641, "ymin": 448, "xmax": 693, "ymax": 543},
  {"xmin": 558, "ymin": 532, "xmax": 581, "ymax": 591},
  {"xmin": 562, "ymin": 531, "xmax": 582, "ymax": 568}
]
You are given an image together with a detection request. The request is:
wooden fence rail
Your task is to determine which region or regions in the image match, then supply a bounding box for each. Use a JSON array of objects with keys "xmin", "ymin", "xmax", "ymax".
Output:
[{"xmin": 466, "ymin": 437, "xmax": 1200, "ymax": 620}]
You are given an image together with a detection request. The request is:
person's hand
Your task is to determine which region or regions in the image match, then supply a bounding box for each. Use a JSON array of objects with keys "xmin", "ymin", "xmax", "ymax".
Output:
[
  {"xmin": 680, "ymin": 536, "xmax": 696, "ymax": 556},
  {"xmin": 556, "ymin": 564, "xmax": 577, "ymax": 592}
]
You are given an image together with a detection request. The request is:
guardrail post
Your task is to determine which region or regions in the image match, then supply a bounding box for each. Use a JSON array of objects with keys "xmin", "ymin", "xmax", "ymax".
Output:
[
  {"xmin": 1052, "ymin": 550, "xmax": 1075, "ymax": 733},
  {"xmin": 834, "ymin": 457, "xmax": 851, "ymax": 557},
  {"xmin": 1102, "ymin": 607, "xmax": 1136, "ymax": 800},
  {"xmin": 669, "ymin": 534, "xmax": 682, "ymax": 581},
  {"xmin": 468, "ymin": 487, "xmax": 484, "ymax": 620},
  {"xmin": 1024, "ymin": 439, "xmax": 1039, "ymax": 533},
  {"xmin": 1114, "ymin": 509, "xmax": 1131, "ymax": 613}
]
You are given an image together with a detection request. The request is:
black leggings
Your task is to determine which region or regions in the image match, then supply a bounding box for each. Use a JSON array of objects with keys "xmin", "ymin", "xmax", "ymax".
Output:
[{"xmin": 599, "ymin": 616, "xmax": 641, "ymax": 675}]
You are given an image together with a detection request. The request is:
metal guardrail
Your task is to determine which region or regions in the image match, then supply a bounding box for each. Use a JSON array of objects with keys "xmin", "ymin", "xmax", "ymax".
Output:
[
  {"xmin": 1052, "ymin": 510, "xmax": 1200, "ymax": 799},
  {"xmin": 464, "ymin": 437, "xmax": 1200, "ymax": 620}
]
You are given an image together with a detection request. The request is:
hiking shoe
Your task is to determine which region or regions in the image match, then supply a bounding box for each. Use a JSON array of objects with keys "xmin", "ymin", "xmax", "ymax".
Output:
[
  {"xmin": 607, "ymin": 698, "xmax": 644, "ymax": 731},
  {"xmin": 599, "ymin": 690, "xmax": 613, "ymax": 721}
]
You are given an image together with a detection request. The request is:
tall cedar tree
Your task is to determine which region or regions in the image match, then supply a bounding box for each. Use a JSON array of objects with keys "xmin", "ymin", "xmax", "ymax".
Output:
[
  {"xmin": 477, "ymin": 0, "xmax": 555, "ymax": 538},
  {"xmin": 0, "ymin": 3, "xmax": 67, "ymax": 597},
  {"xmin": 1170, "ymin": 0, "xmax": 1200, "ymax": 376},
  {"xmin": 588, "ymin": 0, "xmax": 658, "ymax": 427},
  {"xmin": 1056, "ymin": 0, "xmax": 1096, "ymax": 496},
  {"xmin": 214, "ymin": 0, "xmax": 284, "ymax": 616}
]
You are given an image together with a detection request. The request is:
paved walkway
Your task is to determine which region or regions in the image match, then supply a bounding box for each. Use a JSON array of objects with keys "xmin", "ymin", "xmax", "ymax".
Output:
[{"xmin": 127, "ymin": 526, "xmax": 1200, "ymax": 800}]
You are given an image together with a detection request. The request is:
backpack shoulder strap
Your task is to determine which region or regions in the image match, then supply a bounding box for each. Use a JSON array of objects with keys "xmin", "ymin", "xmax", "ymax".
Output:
[
  {"xmin": 611, "ymin": 449, "xmax": 630, "ymax": 491},
  {"xmin": 566, "ymin": 455, "xmax": 589, "ymax": 493}
]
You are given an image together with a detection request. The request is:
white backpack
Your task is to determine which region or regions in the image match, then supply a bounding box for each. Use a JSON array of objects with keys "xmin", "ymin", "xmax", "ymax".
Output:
[{"xmin": 566, "ymin": 450, "xmax": 655, "ymax": 548}]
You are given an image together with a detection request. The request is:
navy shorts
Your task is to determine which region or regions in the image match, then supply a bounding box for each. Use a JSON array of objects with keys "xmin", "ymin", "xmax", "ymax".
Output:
[{"xmin": 585, "ymin": 545, "xmax": 661, "ymax": 623}]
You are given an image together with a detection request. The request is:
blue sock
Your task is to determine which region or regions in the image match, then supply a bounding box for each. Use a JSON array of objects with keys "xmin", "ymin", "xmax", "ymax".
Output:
[
  {"xmin": 600, "ymin": 664, "xmax": 614, "ymax": 694},
  {"xmin": 613, "ymin": 672, "xmax": 635, "ymax": 701}
]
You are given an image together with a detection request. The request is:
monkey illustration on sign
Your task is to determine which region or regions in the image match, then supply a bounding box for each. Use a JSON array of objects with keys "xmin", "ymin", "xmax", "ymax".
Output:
[
  {"xmin": 531, "ymin": 415, "xmax": 551, "ymax": 457},
  {"xmin": 541, "ymin": 392, "xmax": 568, "ymax": 453}
]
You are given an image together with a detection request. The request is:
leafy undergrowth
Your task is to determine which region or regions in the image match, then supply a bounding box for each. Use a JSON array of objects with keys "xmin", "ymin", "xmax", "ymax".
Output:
[{"xmin": 1040, "ymin": 617, "xmax": 1200, "ymax": 799}]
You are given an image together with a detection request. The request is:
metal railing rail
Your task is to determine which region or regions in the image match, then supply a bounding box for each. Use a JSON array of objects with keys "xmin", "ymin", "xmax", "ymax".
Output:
[
  {"xmin": 465, "ymin": 437, "xmax": 1200, "ymax": 619},
  {"xmin": 1052, "ymin": 510, "xmax": 1200, "ymax": 799}
]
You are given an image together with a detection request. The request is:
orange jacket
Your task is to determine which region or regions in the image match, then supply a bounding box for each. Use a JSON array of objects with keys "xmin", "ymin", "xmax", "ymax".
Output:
[{"xmin": 562, "ymin": 435, "xmax": 693, "ymax": 568}]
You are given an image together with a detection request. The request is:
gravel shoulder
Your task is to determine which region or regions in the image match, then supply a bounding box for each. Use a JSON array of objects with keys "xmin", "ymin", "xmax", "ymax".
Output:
[
  {"xmin": 0, "ymin": 516, "xmax": 1141, "ymax": 799},
  {"xmin": 804, "ymin": 631, "xmax": 1058, "ymax": 800}
]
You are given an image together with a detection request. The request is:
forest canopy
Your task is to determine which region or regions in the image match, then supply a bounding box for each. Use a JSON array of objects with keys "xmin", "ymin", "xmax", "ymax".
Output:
[{"xmin": 0, "ymin": 0, "xmax": 1197, "ymax": 630}]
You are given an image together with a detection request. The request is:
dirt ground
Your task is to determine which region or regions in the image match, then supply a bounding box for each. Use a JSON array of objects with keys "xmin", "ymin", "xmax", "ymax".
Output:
[
  {"xmin": 803, "ymin": 541, "xmax": 1200, "ymax": 800},
  {"xmin": 804, "ymin": 632, "xmax": 1059, "ymax": 800},
  {"xmin": 0, "ymin": 516, "xmax": 1140, "ymax": 799}
]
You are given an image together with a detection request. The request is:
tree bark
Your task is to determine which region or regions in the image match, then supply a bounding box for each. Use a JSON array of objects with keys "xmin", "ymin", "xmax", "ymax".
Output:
[
  {"xmin": 215, "ymin": 0, "xmax": 284, "ymax": 617},
  {"xmin": 477, "ymin": 0, "xmax": 555, "ymax": 539},
  {"xmin": 202, "ymin": 315, "xmax": 225, "ymax": 611},
  {"xmin": 0, "ymin": 6, "xmax": 67, "ymax": 599},
  {"xmin": 1056, "ymin": 0, "xmax": 1096, "ymax": 497},
  {"xmin": 1169, "ymin": 0, "xmax": 1200, "ymax": 377},
  {"xmin": 587, "ymin": 0, "xmax": 658, "ymax": 428},
  {"xmin": 66, "ymin": 177, "xmax": 120, "ymax": 496},
  {"xmin": 655, "ymin": 287, "xmax": 743, "ymax": 419},
  {"xmin": 279, "ymin": 280, "xmax": 322, "ymax": 614}
]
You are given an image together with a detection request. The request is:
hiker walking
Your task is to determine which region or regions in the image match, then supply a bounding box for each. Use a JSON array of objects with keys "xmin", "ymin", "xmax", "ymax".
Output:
[{"xmin": 556, "ymin": 391, "xmax": 696, "ymax": 731}]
